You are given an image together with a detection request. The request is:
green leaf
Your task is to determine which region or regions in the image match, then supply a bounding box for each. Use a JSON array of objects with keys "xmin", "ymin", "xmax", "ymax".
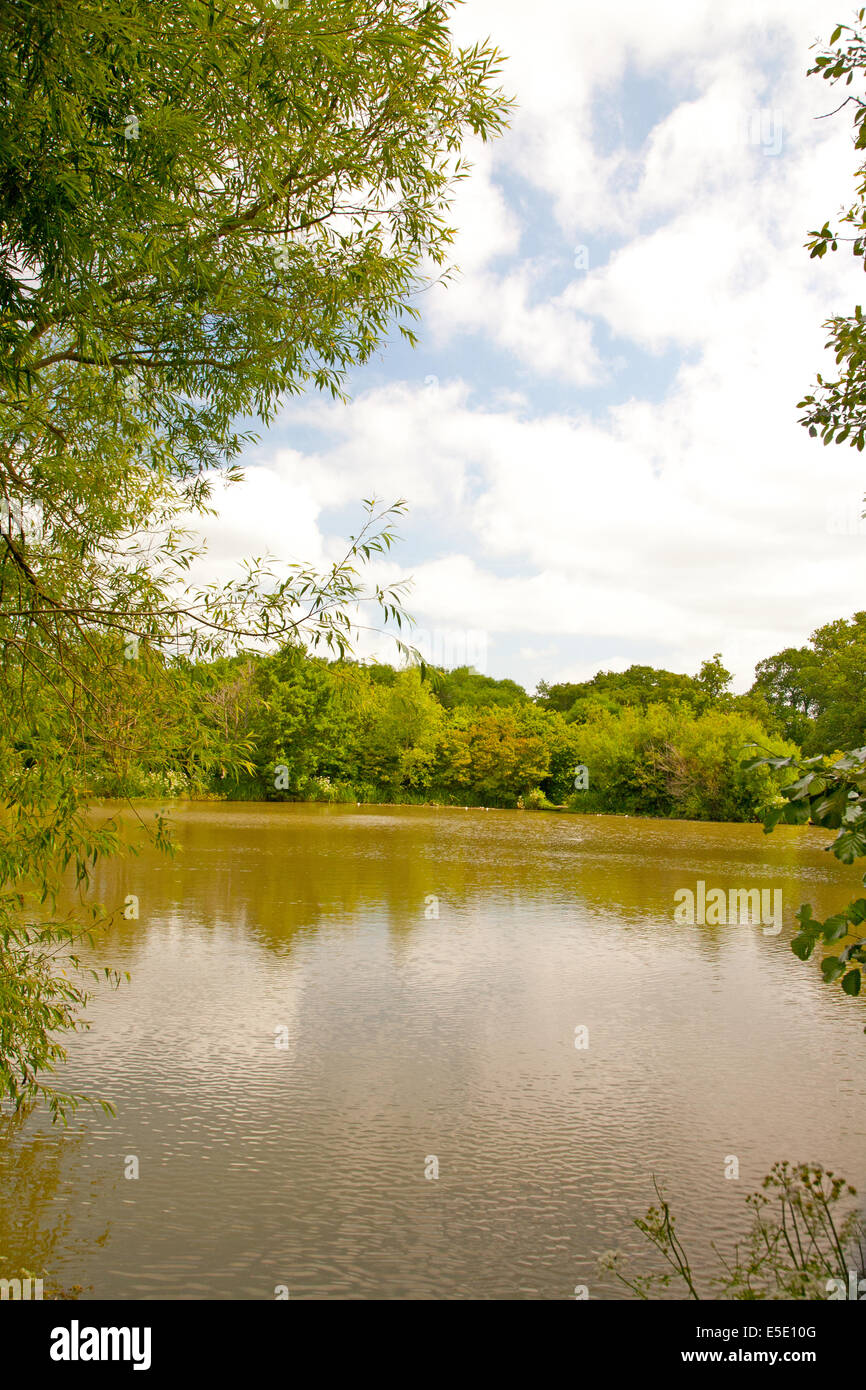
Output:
[
  {"xmin": 791, "ymin": 932, "xmax": 816, "ymax": 961},
  {"xmin": 822, "ymin": 914, "xmax": 850, "ymax": 942},
  {"xmin": 821, "ymin": 956, "xmax": 846, "ymax": 982},
  {"xmin": 786, "ymin": 799, "xmax": 813, "ymax": 825}
]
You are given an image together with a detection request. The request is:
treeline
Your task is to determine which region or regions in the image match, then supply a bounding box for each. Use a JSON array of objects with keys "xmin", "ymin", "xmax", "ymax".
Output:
[
  {"xmin": 83, "ymin": 613, "xmax": 866, "ymax": 819},
  {"xmin": 77, "ymin": 637, "xmax": 826, "ymax": 821}
]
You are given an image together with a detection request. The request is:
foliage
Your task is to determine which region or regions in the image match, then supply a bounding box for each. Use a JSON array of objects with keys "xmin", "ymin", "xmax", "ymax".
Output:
[
  {"xmin": 751, "ymin": 613, "xmax": 866, "ymax": 752},
  {"xmin": 696, "ymin": 652, "xmax": 734, "ymax": 701},
  {"xmin": 568, "ymin": 703, "xmax": 795, "ymax": 821},
  {"xmin": 433, "ymin": 665, "xmax": 529, "ymax": 709},
  {"xmin": 535, "ymin": 656, "xmax": 735, "ymax": 724},
  {"xmin": 353, "ymin": 666, "xmax": 445, "ymax": 793},
  {"xmin": 83, "ymin": 641, "xmax": 804, "ymax": 820},
  {"xmin": 602, "ymin": 1162, "xmax": 864, "ymax": 1300},
  {"xmin": 746, "ymin": 747, "xmax": 866, "ymax": 1013},
  {"xmin": 536, "ymin": 664, "xmax": 707, "ymax": 719},
  {"xmin": 435, "ymin": 703, "xmax": 554, "ymax": 805}
]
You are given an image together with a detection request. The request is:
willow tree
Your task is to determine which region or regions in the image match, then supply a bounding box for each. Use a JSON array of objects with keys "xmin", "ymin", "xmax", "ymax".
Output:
[{"xmin": 0, "ymin": 0, "xmax": 510, "ymax": 1114}]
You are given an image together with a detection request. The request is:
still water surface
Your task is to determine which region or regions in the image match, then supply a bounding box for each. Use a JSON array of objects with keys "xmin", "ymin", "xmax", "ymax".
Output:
[{"xmin": 2, "ymin": 803, "xmax": 864, "ymax": 1299}]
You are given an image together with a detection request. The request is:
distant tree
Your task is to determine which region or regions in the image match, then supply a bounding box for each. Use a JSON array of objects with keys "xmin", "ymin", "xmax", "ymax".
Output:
[
  {"xmin": 808, "ymin": 613, "xmax": 866, "ymax": 751},
  {"xmin": 353, "ymin": 668, "xmax": 445, "ymax": 794},
  {"xmin": 364, "ymin": 664, "xmax": 400, "ymax": 688},
  {"xmin": 537, "ymin": 664, "xmax": 707, "ymax": 720},
  {"xmin": 435, "ymin": 705, "xmax": 550, "ymax": 805},
  {"xmin": 695, "ymin": 653, "xmax": 733, "ymax": 702},
  {"xmin": 571, "ymin": 704, "xmax": 795, "ymax": 821},
  {"xmin": 433, "ymin": 665, "xmax": 529, "ymax": 709},
  {"xmin": 750, "ymin": 614, "xmax": 866, "ymax": 752},
  {"xmin": 751, "ymin": 645, "xmax": 820, "ymax": 745}
]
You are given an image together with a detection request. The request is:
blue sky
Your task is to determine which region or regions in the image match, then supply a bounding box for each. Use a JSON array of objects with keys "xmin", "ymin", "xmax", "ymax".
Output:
[{"xmin": 196, "ymin": 0, "xmax": 866, "ymax": 693}]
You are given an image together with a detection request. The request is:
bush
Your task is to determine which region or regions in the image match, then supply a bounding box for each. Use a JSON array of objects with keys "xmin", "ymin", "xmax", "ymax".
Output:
[{"xmin": 567, "ymin": 703, "xmax": 796, "ymax": 821}]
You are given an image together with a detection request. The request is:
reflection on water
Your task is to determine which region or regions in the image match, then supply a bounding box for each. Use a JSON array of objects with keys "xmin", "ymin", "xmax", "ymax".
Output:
[
  {"xmin": 0, "ymin": 1109, "xmax": 106, "ymax": 1297},
  {"xmin": 2, "ymin": 803, "xmax": 864, "ymax": 1299}
]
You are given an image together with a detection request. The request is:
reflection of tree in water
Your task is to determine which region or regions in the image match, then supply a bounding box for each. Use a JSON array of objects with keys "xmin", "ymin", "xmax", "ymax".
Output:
[
  {"xmin": 77, "ymin": 806, "xmax": 863, "ymax": 964},
  {"xmin": 0, "ymin": 1108, "xmax": 110, "ymax": 1297}
]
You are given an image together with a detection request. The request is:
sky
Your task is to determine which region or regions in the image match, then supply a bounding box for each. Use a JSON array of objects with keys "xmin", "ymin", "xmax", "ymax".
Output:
[{"xmin": 196, "ymin": 0, "xmax": 866, "ymax": 694}]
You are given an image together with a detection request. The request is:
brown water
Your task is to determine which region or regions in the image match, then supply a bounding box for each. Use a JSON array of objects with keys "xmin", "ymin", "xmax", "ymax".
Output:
[{"xmin": 2, "ymin": 803, "xmax": 864, "ymax": 1300}]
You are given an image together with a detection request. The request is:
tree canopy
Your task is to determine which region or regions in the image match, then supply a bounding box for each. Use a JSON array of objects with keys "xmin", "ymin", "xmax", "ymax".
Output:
[
  {"xmin": 751, "ymin": 613, "xmax": 866, "ymax": 752},
  {"xmin": 534, "ymin": 658, "xmax": 732, "ymax": 722}
]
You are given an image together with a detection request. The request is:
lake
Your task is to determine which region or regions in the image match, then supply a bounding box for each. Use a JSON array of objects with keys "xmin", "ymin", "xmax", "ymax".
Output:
[{"xmin": 2, "ymin": 802, "xmax": 864, "ymax": 1299}]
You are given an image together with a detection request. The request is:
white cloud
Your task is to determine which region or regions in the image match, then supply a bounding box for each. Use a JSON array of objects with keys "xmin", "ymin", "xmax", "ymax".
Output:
[
  {"xmin": 217, "ymin": 364, "xmax": 865, "ymax": 687},
  {"xmin": 184, "ymin": 458, "xmax": 327, "ymax": 589}
]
